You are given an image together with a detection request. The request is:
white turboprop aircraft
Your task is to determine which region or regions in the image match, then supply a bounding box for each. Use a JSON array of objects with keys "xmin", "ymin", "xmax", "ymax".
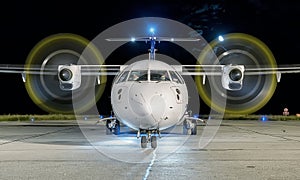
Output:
[{"xmin": 1, "ymin": 27, "xmax": 300, "ymax": 149}]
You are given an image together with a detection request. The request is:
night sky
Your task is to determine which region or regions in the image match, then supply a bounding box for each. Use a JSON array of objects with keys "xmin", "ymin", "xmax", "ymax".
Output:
[{"xmin": 0, "ymin": 0, "xmax": 299, "ymax": 115}]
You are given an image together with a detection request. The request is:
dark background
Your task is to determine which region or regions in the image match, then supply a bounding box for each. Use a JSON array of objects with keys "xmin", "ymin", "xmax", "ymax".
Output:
[{"xmin": 0, "ymin": 0, "xmax": 299, "ymax": 115}]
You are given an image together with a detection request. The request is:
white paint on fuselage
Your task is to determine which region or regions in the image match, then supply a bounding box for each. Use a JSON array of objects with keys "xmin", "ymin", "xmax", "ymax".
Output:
[{"xmin": 111, "ymin": 60, "xmax": 188, "ymax": 131}]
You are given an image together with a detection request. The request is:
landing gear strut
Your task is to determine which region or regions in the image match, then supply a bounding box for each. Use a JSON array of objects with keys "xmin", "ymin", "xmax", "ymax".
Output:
[{"xmin": 138, "ymin": 129, "xmax": 160, "ymax": 148}]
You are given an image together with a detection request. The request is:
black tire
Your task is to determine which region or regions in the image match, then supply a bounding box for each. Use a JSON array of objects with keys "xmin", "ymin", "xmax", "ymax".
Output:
[
  {"xmin": 183, "ymin": 120, "xmax": 189, "ymax": 135},
  {"xmin": 113, "ymin": 122, "xmax": 120, "ymax": 135},
  {"xmin": 105, "ymin": 120, "xmax": 112, "ymax": 135},
  {"xmin": 141, "ymin": 136, "xmax": 147, "ymax": 148},
  {"xmin": 151, "ymin": 136, "xmax": 157, "ymax": 149},
  {"xmin": 191, "ymin": 121, "xmax": 197, "ymax": 135},
  {"xmin": 106, "ymin": 127, "xmax": 112, "ymax": 135}
]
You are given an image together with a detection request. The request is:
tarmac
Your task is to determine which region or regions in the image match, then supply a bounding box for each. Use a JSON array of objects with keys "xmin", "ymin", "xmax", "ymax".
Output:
[{"xmin": 0, "ymin": 119, "xmax": 300, "ymax": 180}]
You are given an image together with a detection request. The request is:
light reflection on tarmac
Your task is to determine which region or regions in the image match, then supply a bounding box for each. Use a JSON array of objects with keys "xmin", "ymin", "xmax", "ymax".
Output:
[{"xmin": 0, "ymin": 120, "xmax": 300, "ymax": 180}]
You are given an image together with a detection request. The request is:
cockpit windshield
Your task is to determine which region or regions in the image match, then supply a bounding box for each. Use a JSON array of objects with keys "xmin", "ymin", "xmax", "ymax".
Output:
[
  {"xmin": 150, "ymin": 70, "xmax": 170, "ymax": 81},
  {"xmin": 128, "ymin": 70, "xmax": 148, "ymax": 81},
  {"xmin": 169, "ymin": 71, "xmax": 184, "ymax": 84},
  {"xmin": 116, "ymin": 69, "xmax": 184, "ymax": 84},
  {"xmin": 116, "ymin": 71, "xmax": 129, "ymax": 83}
]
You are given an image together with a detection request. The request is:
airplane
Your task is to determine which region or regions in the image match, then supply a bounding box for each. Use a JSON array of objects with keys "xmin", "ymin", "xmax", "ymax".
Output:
[{"xmin": 1, "ymin": 17, "xmax": 300, "ymax": 149}]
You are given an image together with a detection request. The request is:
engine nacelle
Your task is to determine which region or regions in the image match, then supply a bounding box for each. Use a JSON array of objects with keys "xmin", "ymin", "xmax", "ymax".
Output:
[
  {"xmin": 221, "ymin": 64, "xmax": 244, "ymax": 91},
  {"xmin": 58, "ymin": 65, "xmax": 81, "ymax": 91}
]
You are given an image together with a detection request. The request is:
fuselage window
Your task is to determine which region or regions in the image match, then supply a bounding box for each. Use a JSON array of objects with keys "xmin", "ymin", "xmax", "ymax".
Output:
[
  {"xmin": 116, "ymin": 71, "xmax": 129, "ymax": 84},
  {"xmin": 169, "ymin": 71, "xmax": 184, "ymax": 84},
  {"xmin": 128, "ymin": 70, "xmax": 148, "ymax": 81},
  {"xmin": 150, "ymin": 70, "xmax": 170, "ymax": 81}
]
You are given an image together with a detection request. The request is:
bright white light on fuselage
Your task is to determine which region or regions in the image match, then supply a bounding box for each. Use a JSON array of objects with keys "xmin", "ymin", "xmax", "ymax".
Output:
[
  {"xmin": 218, "ymin": 35, "xmax": 224, "ymax": 42},
  {"xmin": 150, "ymin": 28, "xmax": 155, "ymax": 34},
  {"xmin": 131, "ymin": 37, "xmax": 136, "ymax": 42}
]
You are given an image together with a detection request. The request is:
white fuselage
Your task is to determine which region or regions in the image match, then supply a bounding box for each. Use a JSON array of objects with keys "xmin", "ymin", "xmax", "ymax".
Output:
[{"xmin": 111, "ymin": 60, "xmax": 189, "ymax": 131}]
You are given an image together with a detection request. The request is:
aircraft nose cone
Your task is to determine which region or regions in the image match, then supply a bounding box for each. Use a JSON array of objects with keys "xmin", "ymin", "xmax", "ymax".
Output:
[
  {"xmin": 129, "ymin": 92, "xmax": 152, "ymax": 117},
  {"xmin": 129, "ymin": 84, "xmax": 167, "ymax": 119},
  {"xmin": 150, "ymin": 95, "xmax": 166, "ymax": 121},
  {"xmin": 128, "ymin": 92, "xmax": 166, "ymax": 129},
  {"xmin": 127, "ymin": 83, "xmax": 170, "ymax": 129}
]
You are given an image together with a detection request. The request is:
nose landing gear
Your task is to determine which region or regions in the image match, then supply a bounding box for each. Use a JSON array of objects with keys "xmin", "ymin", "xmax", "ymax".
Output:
[{"xmin": 138, "ymin": 129, "xmax": 160, "ymax": 149}]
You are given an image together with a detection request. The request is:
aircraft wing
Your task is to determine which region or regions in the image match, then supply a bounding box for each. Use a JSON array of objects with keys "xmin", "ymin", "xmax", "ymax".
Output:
[
  {"xmin": 0, "ymin": 64, "xmax": 126, "ymax": 77},
  {"xmin": 175, "ymin": 64, "xmax": 300, "ymax": 83},
  {"xmin": 0, "ymin": 64, "xmax": 56, "ymax": 75},
  {"xmin": 80, "ymin": 65, "xmax": 127, "ymax": 76},
  {"xmin": 2, "ymin": 63, "xmax": 300, "ymax": 80},
  {"xmin": 244, "ymin": 65, "xmax": 300, "ymax": 75},
  {"xmin": 0, "ymin": 64, "xmax": 125, "ymax": 86},
  {"xmin": 175, "ymin": 64, "xmax": 300, "ymax": 75}
]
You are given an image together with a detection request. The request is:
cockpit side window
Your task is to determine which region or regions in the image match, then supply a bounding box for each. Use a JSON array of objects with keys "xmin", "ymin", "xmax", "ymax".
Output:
[
  {"xmin": 128, "ymin": 70, "xmax": 148, "ymax": 81},
  {"xmin": 169, "ymin": 71, "xmax": 184, "ymax": 84},
  {"xmin": 116, "ymin": 71, "xmax": 129, "ymax": 84},
  {"xmin": 128, "ymin": 71, "xmax": 139, "ymax": 81},
  {"xmin": 150, "ymin": 70, "xmax": 170, "ymax": 81}
]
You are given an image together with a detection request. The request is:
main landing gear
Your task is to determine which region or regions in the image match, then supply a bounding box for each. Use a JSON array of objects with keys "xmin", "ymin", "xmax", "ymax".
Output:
[
  {"xmin": 183, "ymin": 119, "xmax": 198, "ymax": 135},
  {"xmin": 137, "ymin": 129, "xmax": 160, "ymax": 149},
  {"xmin": 105, "ymin": 119, "xmax": 120, "ymax": 135}
]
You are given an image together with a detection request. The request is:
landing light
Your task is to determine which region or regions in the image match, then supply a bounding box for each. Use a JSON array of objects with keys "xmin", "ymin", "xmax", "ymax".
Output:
[
  {"xmin": 260, "ymin": 115, "xmax": 268, "ymax": 122},
  {"xmin": 30, "ymin": 117, "xmax": 35, "ymax": 122},
  {"xmin": 131, "ymin": 37, "xmax": 136, "ymax": 42},
  {"xmin": 218, "ymin": 35, "xmax": 224, "ymax": 42},
  {"xmin": 149, "ymin": 28, "xmax": 155, "ymax": 34}
]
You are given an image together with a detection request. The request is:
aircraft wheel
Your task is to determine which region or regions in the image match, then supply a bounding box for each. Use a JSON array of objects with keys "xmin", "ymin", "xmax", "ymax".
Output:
[
  {"xmin": 105, "ymin": 120, "xmax": 113, "ymax": 135},
  {"xmin": 191, "ymin": 120, "xmax": 197, "ymax": 135},
  {"xmin": 113, "ymin": 121, "xmax": 120, "ymax": 135},
  {"xmin": 106, "ymin": 128, "xmax": 112, "ymax": 135},
  {"xmin": 151, "ymin": 136, "xmax": 157, "ymax": 149},
  {"xmin": 183, "ymin": 120, "xmax": 189, "ymax": 135},
  {"xmin": 141, "ymin": 136, "xmax": 147, "ymax": 148}
]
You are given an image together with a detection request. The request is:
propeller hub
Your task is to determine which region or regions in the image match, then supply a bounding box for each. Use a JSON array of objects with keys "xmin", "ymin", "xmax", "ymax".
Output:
[
  {"xmin": 59, "ymin": 68, "xmax": 73, "ymax": 81},
  {"xmin": 229, "ymin": 68, "xmax": 242, "ymax": 81}
]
